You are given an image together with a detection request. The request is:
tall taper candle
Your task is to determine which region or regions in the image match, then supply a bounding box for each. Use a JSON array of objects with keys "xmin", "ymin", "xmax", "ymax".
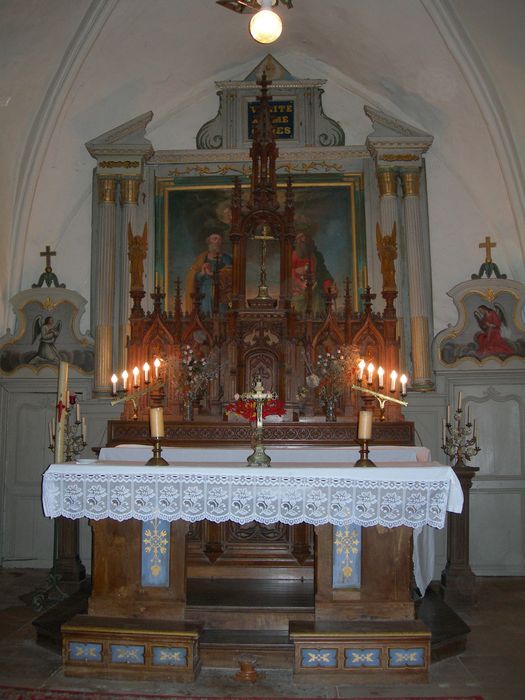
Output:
[
  {"xmin": 150, "ymin": 407, "xmax": 165, "ymax": 438},
  {"xmin": 55, "ymin": 361, "xmax": 68, "ymax": 463},
  {"xmin": 358, "ymin": 410, "xmax": 373, "ymax": 440}
]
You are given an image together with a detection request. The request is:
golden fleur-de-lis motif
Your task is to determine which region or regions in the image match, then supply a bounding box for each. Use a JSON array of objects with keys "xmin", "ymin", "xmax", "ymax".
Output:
[
  {"xmin": 334, "ymin": 526, "xmax": 360, "ymax": 580},
  {"xmin": 143, "ymin": 519, "xmax": 169, "ymax": 577},
  {"xmin": 159, "ymin": 649, "xmax": 182, "ymax": 661}
]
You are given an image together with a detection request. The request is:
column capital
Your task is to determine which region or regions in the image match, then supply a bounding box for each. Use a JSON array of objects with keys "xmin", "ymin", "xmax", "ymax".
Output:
[
  {"xmin": 120, "ymin": 177, "xmax": 141, "ymax": 205},
  {"xmin": 400, "ymin": 169, "xmax": 421, "ymax": 197},
  {"xmin": 377, "ymin": 169, "xmax": 398, "ymax": 197},
  {"xmin": 98, "ymin": 177, "xmax": 117, "ymax": 204}
]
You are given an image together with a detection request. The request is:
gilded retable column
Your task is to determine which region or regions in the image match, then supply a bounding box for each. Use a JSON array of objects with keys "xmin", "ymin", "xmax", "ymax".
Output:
[
  {"xmin": 94, "ymin": 177, "xmax": 117, "ymax": 395},
  {"xmin": 118, "ymin": 178, "xmax": 140, "ymax": 371},
  {"xmin": 401, "ymin": 169, "xmax": 433, "ymax": 390}
]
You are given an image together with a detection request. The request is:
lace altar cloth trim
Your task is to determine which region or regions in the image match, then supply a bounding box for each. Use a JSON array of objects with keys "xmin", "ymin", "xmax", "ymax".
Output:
[{"xmin": 42, "ymin": 462, "xmax": 462, "ymax": 529}]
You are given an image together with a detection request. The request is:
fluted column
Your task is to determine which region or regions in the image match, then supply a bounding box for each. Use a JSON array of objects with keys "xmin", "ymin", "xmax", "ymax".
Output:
[
  {"xmin": 401, "ymin": 169, "xmax": 433, "ymax": 390},
  {"xmin": 94, "ymin": 177, "xmax": 117, "ymax": 395},
  {"xmin": 118, "ymin": 178, "xmax": 140, "ymax": 370},
  {"xmin": 377, "ymin": 169, "xmax": 406, "ymax": 368}
]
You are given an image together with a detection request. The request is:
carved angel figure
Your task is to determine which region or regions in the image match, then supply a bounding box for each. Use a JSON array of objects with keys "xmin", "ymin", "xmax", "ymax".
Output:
[
  {"xmin": 376, "ymin": 222, "xmax": 398, "ymax": 292},
  {"xmin": 128, "ymin": 222, "xmax": 148, "ymax": 291},
  {"xmin": 30, "ymin": 315, "xmax": 61, "ymax": 363}
]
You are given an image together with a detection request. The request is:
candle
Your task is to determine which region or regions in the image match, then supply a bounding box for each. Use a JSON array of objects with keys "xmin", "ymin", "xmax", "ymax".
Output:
[
  {"xmin": 150, "ymin": 407, "xmax": 165, "ymax": 438},
  {"xmin": 76, "ymin": 402, "xmax": 81, "ymax": 423},
  {"xmin": 400, "ymin": 374, "xmax": 408, "ymax": 396},
  {"xmin": 358, "ymin": 410, "xmax": 373, "ymax": 440},
  {"xmin": 467, "ymin": 405, "xmax": 471, "ymax": 425},
  {"xmin": 132, "ymin": 366, "xmax": 139, "ymax": 388},
  {"xmin": 390, "ymin": 370, "xmax": 397, "ymax": 392},
  {"xmin": 442, "ymin": 417, "xmax": 446, "ymax": 444},
  {"xmin": 48, "ymin": 421, "xmax": 53, "ymax": 445},
  {"xmin": 122, "ymin": 370, "xmax": 128, "ymax": 391},
  {"xmin": 457, "ymin": 391, "xmax": 462, "ymax": 411},
  {"xmin": 111, "ymin": 373, "xmax": 118, "ymax": 395},
  {"xmin": 52, "ymin": 418, "xmax": 56, "ymax": 437},
  {"xmin": 154, "ymin": 358, "xmax": 161, "ymax": 379},
  {"xmin": 377, "ymin": 366, "xmax": 385, "ymax": 389},
  {"xmin": 81, "ymin": 417, "xmax": 87, "ymax": 442},
  {"xmin": 66, "ymin": 390, "xmax": 70, "ymax": 406},
  {"xmin": 55, "ymin": 361, "xmax": 69, "ymax": 463},
  {"xmin": 143, "ymin": 362, "xmax": 150, "ymax": 383},
  {"xmin": 155, "ymin": 271, "xmax": 158, "ymax": 288},
  {"xmin": 357, "ymin": 359, "xmax": 366, "ymax": 381},
  {"xmin": 447, "ymin": 404, "xmax": 451, "ymax": 424},
  {"xmin": 367, "ymin": 362, "xmax": 375, "ymax": 384}
]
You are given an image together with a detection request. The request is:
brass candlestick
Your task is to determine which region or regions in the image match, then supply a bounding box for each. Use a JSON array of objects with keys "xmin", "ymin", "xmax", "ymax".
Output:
[
  {"xmin": 354, "ymin": 439, "xmax": 376, "ymax": 468},
  {"xmin": 146, "ymin": 437, "xmax": 168, "ymax": 466}
]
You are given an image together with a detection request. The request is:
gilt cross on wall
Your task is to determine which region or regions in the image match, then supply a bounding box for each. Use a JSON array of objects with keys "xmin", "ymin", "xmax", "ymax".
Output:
[{"xmin": 40, "ymin": 245, "xmax": 56, "ymax": 270}]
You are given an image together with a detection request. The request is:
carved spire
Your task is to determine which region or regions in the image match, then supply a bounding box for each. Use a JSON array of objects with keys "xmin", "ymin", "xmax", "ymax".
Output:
[{"xmin": 249, "ymin": 72, "xmax": 279, "ymax": 211}]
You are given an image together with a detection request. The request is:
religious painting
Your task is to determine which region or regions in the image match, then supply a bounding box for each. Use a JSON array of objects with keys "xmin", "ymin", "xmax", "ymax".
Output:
[
  {"xmin": 156, "ymin": 174, "xmax": 366, "ymax": 315},
  {"xmin": 438, "ymin": 284, "xmax": 525, "ymax": 365},
  {"xmin": 0, "ymin": 289, "xmax": 94, "ymax": 374}
]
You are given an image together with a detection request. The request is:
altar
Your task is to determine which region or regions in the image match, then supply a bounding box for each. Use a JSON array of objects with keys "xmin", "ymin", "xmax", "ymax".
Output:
[{"xmin": 42, "ymin": 447, "xmax": 462, "ymax": 682}]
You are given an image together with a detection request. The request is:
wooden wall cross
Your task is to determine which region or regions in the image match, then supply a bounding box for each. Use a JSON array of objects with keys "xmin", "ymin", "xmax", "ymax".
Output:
[{"xmin": 40, "ymin": 245, "xmax": 56, "ymax": 270}]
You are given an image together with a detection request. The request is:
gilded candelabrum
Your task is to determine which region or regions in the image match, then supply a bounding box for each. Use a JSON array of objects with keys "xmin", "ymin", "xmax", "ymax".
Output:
[
  {"xmin": 49, "ymin": 402, "xmax": 87, "ymax": 462},
  {"xmin": 442, "ymin": 405, "xmax": 480, "ymax": 468},
  {"xmin": 110, "ymin": 380, "xmax": 164, "ymax": 420}
]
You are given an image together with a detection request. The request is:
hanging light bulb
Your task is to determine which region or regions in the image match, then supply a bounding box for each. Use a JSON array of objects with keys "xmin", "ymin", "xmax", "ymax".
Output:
[{"xmin": 250, "ymin": 0, "xmax": 282, "ymax": 44}]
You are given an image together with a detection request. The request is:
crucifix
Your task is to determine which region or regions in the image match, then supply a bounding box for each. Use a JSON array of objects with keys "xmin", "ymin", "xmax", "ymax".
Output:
[
  {"xmin": 241, "ymin": 375, "xmax": 276, "ymax": 467},
  {"xmin": 479, "ymin": 235, "xmax": 496, "ymax": 264},
  {"xmin": 40, "ymin": 245, "xmax": 56, "ymax": 271},
  {"xmin": 253, "ymin": 224, "xmax": 275, "ymax": 302}
]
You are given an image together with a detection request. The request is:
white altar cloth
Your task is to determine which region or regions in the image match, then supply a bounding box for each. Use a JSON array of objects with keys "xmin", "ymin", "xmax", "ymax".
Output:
[{"xmin": 42, "ymin": 460, "xmax": 462, "ymax": 530}]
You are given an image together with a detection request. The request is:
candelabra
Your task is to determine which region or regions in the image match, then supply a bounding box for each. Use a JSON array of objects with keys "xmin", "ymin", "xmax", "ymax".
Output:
[
  {"xmin": 442, "ymin": 406, "xmax": 480, "ymax": 468},
  {"xmin": 352, "ymin": 360, "xmax": 408, "ymax": 421},
  {"xmin": 48, "ymin": 400, "xmax": 87, "ymax": 462},
  {"xmin": 110, "ymin": 379, "xmax": 164, "ymax": 419}
]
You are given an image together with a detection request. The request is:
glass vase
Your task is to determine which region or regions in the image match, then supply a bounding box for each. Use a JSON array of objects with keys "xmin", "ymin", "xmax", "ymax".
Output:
[
  {"xmin": 324, "ymin": 397, "xmax": 337, "ymax": 422},
  {"xmin": 183, "ymin": 398, "xmax": 194, "ymax": 422}
]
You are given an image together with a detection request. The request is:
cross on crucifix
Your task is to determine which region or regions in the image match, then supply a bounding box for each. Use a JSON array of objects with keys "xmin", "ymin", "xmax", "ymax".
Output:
[
  {"xmin": 40, "ymin": 245, "xmax": 56, "ymax": 270},
  {"xmin": 479, "ymin": 236, "xmax": 496, "ymax": 264}
]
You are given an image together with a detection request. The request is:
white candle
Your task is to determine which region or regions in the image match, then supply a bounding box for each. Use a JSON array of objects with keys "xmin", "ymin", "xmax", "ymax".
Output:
[
  {"xmin": 357, "ymin": 359, "xmax": 366, "ymax": 381},
  {"xmin": 55, "ymin": 361, "xmax": 69, "ymax": 463},
  {"xmin": 467, "ymin": 405, "xmax": 471, "ymax": 425},
  {"xmin": 143, "ymin": 362, "xmax": 150, "ymax": 383},
  {"xmin": 111, "ymin": 374, "xmax": 118, "ymax": 395},
  {"xmin": 457, "ymin": 391, "xmax": 463, "ymax": 411},
  {"xmin": 150, "ymin": 407, "xmax": 165, "ymax": 438},
  {"xmin": 76, "ymin": 402, "xmax": 81, "ymax": 423},
  {"xmin": 154, "ymin": 358, "xmax": 161, "ymax": 379},
  {"xmin": 122, "ymin": 370, "xmax": 128, "ymax": 391},
  {"xmin": 442, "ymin": 418, "xmax": 446, "ymax": 444},
  {"xmin": 400, "ymin": 374, "xmax": 408, "ymax": 396},
  {"xmin": 447, "ymin": 404, "xmax": 451, "ymax": 424},
  {"xmin": 48, "ymin": 421, "xmax": 53, "ymax": 444},
  {"xmin": 367, "ymin": 362, "xmax": 375, "ymax": 384},
  {"xmin": 81, "ymin": 417, "xmax": 87, "ymax": 442},
  {"xmin": 132, "ymin": 366, "xmax": 139, "ymax": 388},
  {"xmin": 52, "ymin": 418, "xmax": 56, "ymax": 437},
  {"xmin": 390, "ymin": 370, "xmax": 397, "ymax": 392},
  {"xmin": 358, "ymin": 410, "xmax": 373, "ymax": 440},
  {"xmin": 377, "ymin": 366, "xmax": 384, "ymax": 389}
]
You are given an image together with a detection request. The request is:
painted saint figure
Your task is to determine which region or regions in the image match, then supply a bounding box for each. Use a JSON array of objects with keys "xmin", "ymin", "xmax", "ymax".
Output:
[
  {"xmin": 291, "ymin": 231, "xmax": 337, "ymax": 315},
  {"xmin": 184, "ymin": 233, "xmax": 233, "ymax": 315},
  {"xmin": 474, "ymin": 303, "xmax": 513, "ymax": 358},
  {"xmin": 29, "ymin": 315, "xmax": 61, "ymax": 363}
]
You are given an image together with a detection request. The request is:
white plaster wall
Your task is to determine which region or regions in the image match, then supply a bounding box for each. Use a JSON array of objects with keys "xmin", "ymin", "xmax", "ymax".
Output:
[{"xmin": 1, "ymin": 0, "xmax": 522, "ymax": 341}]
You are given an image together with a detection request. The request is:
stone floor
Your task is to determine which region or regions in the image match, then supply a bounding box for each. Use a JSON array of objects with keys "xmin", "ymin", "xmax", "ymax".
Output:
[{"xmin": 0, "ymin": 568, "xmax": 523, "ymax": 700}]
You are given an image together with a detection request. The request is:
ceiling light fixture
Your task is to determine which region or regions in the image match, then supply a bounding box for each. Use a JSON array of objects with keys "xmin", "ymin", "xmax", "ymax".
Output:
[{"xmin": 217, "ymin": 0, "xmax": 293, "ymax": 44}]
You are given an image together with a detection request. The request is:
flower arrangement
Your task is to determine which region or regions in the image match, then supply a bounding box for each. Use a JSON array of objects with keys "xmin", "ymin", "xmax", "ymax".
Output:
[
  {"xmin": 178, "ymin": 345, "xmax": 218, "ymax": 400},
  {"xmin": 300, "ymin": 344, "xmax": 360, "ymax": 405},
  {"xmin": 225, "ymin": 394, "xmax": 286, "ymax": 422}
]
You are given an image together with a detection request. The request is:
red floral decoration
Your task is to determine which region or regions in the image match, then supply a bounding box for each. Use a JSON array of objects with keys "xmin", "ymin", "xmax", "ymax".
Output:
[{"xmin": 225, "ymin": 397, "xmax": 286, "ymax": 422}]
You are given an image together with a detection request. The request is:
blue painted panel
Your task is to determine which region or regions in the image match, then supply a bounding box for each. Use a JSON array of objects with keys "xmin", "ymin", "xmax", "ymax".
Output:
[
  {"xmin": 344, "ymin": 648, "xmax": 381, "ymax": 668},
  {"xmin": 388, "ymin": 647, "xmax": 425, "ymax": 667},
  {"xmin": 301, "ymin": 648, "xmax": 337, "ymax": 667},
  {"xmin": 141, "ymin": 518, "xmax": 170, "ymax": 587},
  {"xmin": 110, "ymin": 644, "xmax": 145, "ymax": 664},
  {"xmin": 68, "ymin": 642, "xmax": 102, "ymax": 662},
  {"xmin": 332, "ymin": 524, "xmax": 361, "ymax": 588},
  {"xmin": 152, "ymin": 646, "xmax": 187, "ymax": 666}
]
